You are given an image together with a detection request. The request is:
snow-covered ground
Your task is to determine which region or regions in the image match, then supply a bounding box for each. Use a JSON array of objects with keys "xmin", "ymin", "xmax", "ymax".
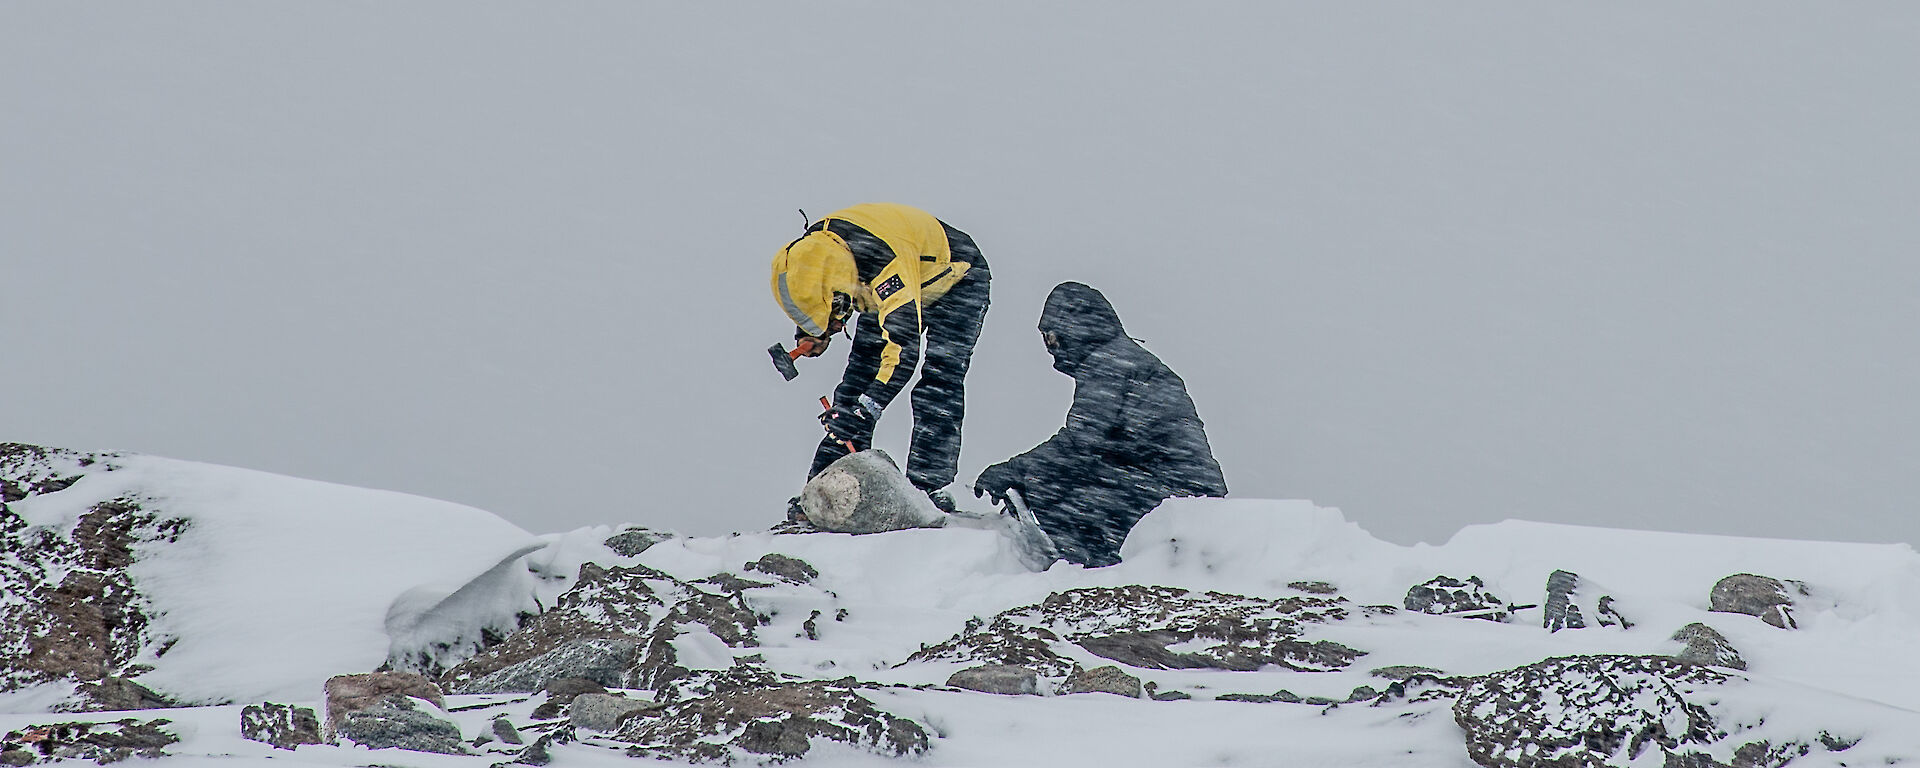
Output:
[{"xmin": 5, "ymin": 449, "xmax": 1919, "ymax": 766}]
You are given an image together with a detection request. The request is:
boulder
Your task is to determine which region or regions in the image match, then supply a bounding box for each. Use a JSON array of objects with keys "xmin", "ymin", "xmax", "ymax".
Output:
[
  {"xmin": 1710, "ymin": 574, "xmax": 1805, "ymax": 629},
  {"xmin": 529, "ymin": 677, "xmax": 608, "ymax": 720},
  {"xmin": 456, "ymin": 638, "xmax": 641, "ymax": 694},
  {"xmin": 1454, "ymin": 655, "xmax": 1726, "ymax": 768},
  {"xmin": 1670, "ymin": 623, "xmax": 1747, "ymax": 670},
  {"xmin": 1542, "ymin": 570, "xmax": 1632, "ymax": 633},
  {"xmin": 491, "ymin": 716, "xmax": 525, "ymax": 745},
  {"xmin": 322, "ymin": 671, "xmax": 444, "ymax": 738},
  {"xmin": 336, "ymin": 697, "xmax": 466, "ymax": 755},
  {"xmin": 946, "ymin": 665, "xmax": 1041, "ymax": 696},
  {"xmin": 615, "ymin": 681, "xmax": 928, "ymax": 763},
  {"xmin": 603, "ymin": 528, "xmax": 673, "ymax": 557},
  {"xmin": 1289, "ymin": 581, "xmax": 1339, "ymax": 595},
  {"xmin": 798, "ymin": 451, "xmax": 944, "ymax": 534},
  {"xmin": 1404, "ymin": 575, "xmax": 1510, "ymax": 621},
  {"xmin": 569, "ymin": 693, "xmax": 659, "ymax": 732},
  {"xmin": 239, "ymin": 702, "xmax": 322, "ymax": 750},
  {"xmin": 1060, "ymin": 665, "xmax": 1143, "ymax": 698},
  {"xmin": 745, "ymin": 554, "xmax": 819, "ymax": 584}
]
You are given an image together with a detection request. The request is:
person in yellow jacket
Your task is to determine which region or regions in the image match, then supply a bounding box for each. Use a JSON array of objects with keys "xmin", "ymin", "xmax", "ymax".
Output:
[{"xmin": 770, "ymin": 203, "xmax": 991, "ymax": 511}]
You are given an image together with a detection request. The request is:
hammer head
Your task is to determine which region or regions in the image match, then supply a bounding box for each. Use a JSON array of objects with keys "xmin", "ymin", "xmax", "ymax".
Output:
[{"xmin": 768, "ymin": 343, "xmax": 800, "ymax": 381}]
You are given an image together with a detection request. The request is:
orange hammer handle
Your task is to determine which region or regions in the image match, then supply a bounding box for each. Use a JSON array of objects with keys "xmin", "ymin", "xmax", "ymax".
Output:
[{"xmin": 819, "ymin": 396, "xmax": 857, "ymax": 454}]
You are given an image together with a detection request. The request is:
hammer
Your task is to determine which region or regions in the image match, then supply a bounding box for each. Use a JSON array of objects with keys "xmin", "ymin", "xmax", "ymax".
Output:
[{"xmin": 767, "ymin": 337, "xmax": 827, "ymax": 381}]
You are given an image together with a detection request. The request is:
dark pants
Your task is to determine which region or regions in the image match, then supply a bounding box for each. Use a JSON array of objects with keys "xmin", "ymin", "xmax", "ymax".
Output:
[
  {"xmin": 1019, "ymin": 464, "xmax": 1164, "ymax": 568},
  {"xmin": 809, "ymin": 238, "xmax": 990, "ymax": 490}
]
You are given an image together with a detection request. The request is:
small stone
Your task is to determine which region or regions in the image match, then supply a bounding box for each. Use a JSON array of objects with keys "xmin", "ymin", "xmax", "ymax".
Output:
[
  {"xmin": 568, "ymin": 693, "xmax": 658, "ymax": 732},
  {"xmin": 946, "ymin": 665, "xmax": 1041, "ymax": 696},
  {"xmin": 1060, "ymin": 665, "xmax": 1143, "ymax": 698}
]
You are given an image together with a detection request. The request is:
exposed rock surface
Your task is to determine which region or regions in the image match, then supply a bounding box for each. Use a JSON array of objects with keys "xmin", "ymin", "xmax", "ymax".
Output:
[
  {"xmin": 240, "ymin": 702, "xmax": 323, "ymax": 750},
  {"xmin": 1405, "ymin": 575, "xmax": 1511, "ymax": 621},
  {"xmin": 1455, "ymin": 655, "xmax": 1726, "ymax": 768},
  {"xmin": 1710, "ymin": 574, "xmax": 1805, "ymax": 630},
  {"xmin": 946, "ymin": 665, "xmax": 1040, "ymax": 696},
  {"xmin": 0, "ymin": 445, "xmax": 183, "ymax": 702},
  {"xmin": 603, "ymin": 528, "xmax": 673, "ymax": 557},
  {"xmin": 1670, "ymin": 623, "xmax": 1746, "ymax": 670},
  {"xmin": 798, "ymin": 450, "xmax": 945, "ymax": 534},
  {"xmin": 614, "ymin": 681, "xmax": 928, "ymax": 764},
  {"xmin": 0, "ymin": 719, "xmax": 178, "ymax": 764},
  {"xmin": 1060, "ymin": 665, "xmax": 1143, "ymax": 698},
  {"xmin": 322, "ymin": 671, "xmax": 444, "ymax": 737},
  {"xmin": 336, "ymin": 696, "xmax": 466, "ymax": 755},
  {"xmin": 530, "ymin": 677, "xmax": 607, "ymax": 720},
  {"xmin": 73, "ymin": 677, "xmax": 174, "ymax": 712},
  {"xmin": 457, "ymin": 638, "xmax": 640, "ymax": 694},
  {"xmin": 745, "ymin": 554, "xmax": 819, "ymax": 584},
  {"xmin": 910, "ymin": 586, "xmax": 1377, "ymax": 680}
]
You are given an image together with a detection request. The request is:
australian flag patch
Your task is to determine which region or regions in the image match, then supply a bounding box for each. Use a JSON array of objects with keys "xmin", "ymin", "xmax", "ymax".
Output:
[{"xmin": 874, "ymin": 274, "xmax": 907, "ymax": 300}]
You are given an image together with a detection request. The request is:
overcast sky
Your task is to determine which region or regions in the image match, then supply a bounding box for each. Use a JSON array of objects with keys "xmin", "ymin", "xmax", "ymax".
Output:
[{"xmin": 5, "ymin": 3, "xmax": 1917, "ymax": 548}]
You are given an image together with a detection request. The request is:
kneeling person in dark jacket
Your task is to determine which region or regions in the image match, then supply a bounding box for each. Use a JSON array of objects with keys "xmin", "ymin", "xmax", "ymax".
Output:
[{"xmin": 972, "ymin": 282, "xmax": 1227, "ymax": 567}]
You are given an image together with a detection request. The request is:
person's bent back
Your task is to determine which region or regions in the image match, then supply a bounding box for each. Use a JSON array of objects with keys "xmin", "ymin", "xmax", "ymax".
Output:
[{"xmin": 973, "ymin": 281, "xmax": 1226, "ymax": 566}]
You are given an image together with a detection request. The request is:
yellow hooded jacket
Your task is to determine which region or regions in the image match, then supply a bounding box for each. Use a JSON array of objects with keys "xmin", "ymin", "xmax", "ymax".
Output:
[{"xmin": 770, "ymin": 203, "xmax": 973, "ymax": 388}]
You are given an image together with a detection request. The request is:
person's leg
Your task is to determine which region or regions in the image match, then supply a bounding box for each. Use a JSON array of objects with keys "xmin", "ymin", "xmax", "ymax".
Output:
[
  {"xmin": 903, "ymin": 257, "xmax": 990, "ymax": 490},
  {"xmin": 808, "ymin": 312, "xmax": 886, "ymax": 478},
  {"xmin": 1018, "ymin": 479, "xmax": 1104, "ymax": 567}
]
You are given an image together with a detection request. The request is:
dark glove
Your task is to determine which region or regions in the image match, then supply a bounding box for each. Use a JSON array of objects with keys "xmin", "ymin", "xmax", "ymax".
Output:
[
  {"xmin": 819, "ymin": 402, "xmax": 875, "ymax": 443},
  {"xmin": 972, "ymin": 461, "xmax": 1023, "ymax": 505}
]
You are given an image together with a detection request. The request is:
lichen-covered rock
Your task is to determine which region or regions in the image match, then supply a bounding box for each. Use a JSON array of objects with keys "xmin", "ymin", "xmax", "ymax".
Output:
[
  {"xmin": 240, "ymin": 702, "xmax": 322, "ymax": 750},
  {"xmin": 1454, "ymin": 655, "xmax": 1727, "ymax": 768},
  {"xmin": 457, "ymin": 638, "xmax": 640, "ymax": 694},
  {"xmin": 1060, "ymin": 665, "xmax": 1143, "ymax": 698},
  {"xmin": 1543, "ymin": 570, "xmax": 1633, "ymax": 633},
  {"xmin": 0, "ymin": 719, "xmax": 178, "ymax": 764},
  {"xmin": 569, "ymin": 693, "xmax": 660, "ymax": 732},
  {"xmin": 336, "ymin": 696, "xmax": 466, "ymax": 755},
  {"xmin": 1404, "ymin": 575, "xmax": 1511, "ymax": 621},
  {"xmin": 1710, "ymin": 574, "xmax": 1805, "ymax": 630},
  {"xmin": 322, "ymin": 671, "xmax": 444, "ymax": 737},
  {"xmin": 947, "ymin": 664, "xmax": 1041, "ymax": 696},
  {"xmin": 604, "ymin": 528, "xmax": 673, "ymax": 557},
  {"xmin": 798, "ymin": 450, "xmax": 944, "ymax": 534},
  {"xmin": 909, "ymin": 586, "xmax": 1377, "ymax": 680},
  {"xmin": 614, "ymin": 681, "xmax": 928, "ymax": 764},
  {"xmin": 1670, "ymin": 623, "xmax": 1746, "ymax": 671},
  {"xmin": 441, "ymin": 563, "xmax": 676, "ymax": 691}
]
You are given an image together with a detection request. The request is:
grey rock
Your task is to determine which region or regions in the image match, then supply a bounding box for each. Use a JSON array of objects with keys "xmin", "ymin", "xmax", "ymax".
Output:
[
  {"xmin": 1217, "ymin": 690, "xmax": 1303, "ymax": 704},
  {"xmin": 798, "ymin": 450, "xmax": 945, "ymax": 534},
  {"xmin": 239, "ymin": 702, "xmax": 322, "ymax": 750},
  {"xmin": 1370, "ymin": 665, "xmax": 1445, "ymax": 681},
  {"xmin": 1060, "ymin": 665, "xmax": 1143, "ymax": 698},
  {"xmin": 1710, "ymin": 574, "xmax": 1805, "ymax": 630},
  {"xmin": 1150, "ymin": 688, "xmax": 1192, "ymax": 701},
  {"xmin": 568, "ymin": 693, "xmax": 658, "ymax": 732},
  {"xmin": 1671, "ymin": 623, "xmax": 1747, "ymax": 670},
  {"xmin": 1455, "ymin": 655, "xmax": 1728, "ymax": 768},
  {"xmin": 1543, "ymin": 570, "xmax": 1633, "ymax": 633},
  {"xmin": 530, "ymin": 677, "xmax": 606, "ymax": 720},
  {"xmin": 457, "ymin": 638, "xmax": 640, "ymax": 694},
  {"xmin": 616, "ymin": 681, "xmax": 928, "ymax": 763},
  {"xmin": 1405, "ymin": 575, "xmax": 1510, "ymax": 621},
  {"xmin": 697, "ymin": 572, "xmax": 774, "ymax": 592},
  {"xmin": 76, "ymin": 677, "xmax": 174, "ymax": 712},
  {"xmin": 491, "ymin": 717, "xmax": 524, "ymax": 745},
  {"xmin": 0, "ymin": 749, "xmax": 30, "ymax": 767},
  {"xmin": 337, "ymin": 697, "xmax": 466, "ymax": 755},
  {"xmin": 1288, "ymin": 581, "xmax": 1339, "ymax": 595},
  {"xmin": 603, "ymin": 528, "xmax": 672, "ymax": 557},
  {"xmin": 323, "ymin": 671, "xmax": 444, "ymax": 738},
  {"xmin": 746, "ymin": 554, "xmax": 819, "ymax": 584},
  {"xmin": 440, "ymin": 563, "xmax": 675, "ymax": 691},
  {"xmin": 946, "ymin": 665, "xmax": 1040, "ymax": 696}
]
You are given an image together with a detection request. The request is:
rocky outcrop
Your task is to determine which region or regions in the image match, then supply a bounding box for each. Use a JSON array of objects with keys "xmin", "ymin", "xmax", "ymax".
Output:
[
  {"xmin": 1670, "ymin": 623, "xmax": 1746, "ymax": 671},
  {"xmin": 457, "ymin": 638, "xmax": 641, "ymax": 694},
  {"xmin": 568, "ymin": 693, "xmax": 660, "ymax": 732},
  {"xmin": 0, "ymin": 719, "xmax": 178, "ymax": 765},
  {"xmin": 441, "ymin": 563, "xmax": 676, "ymax": 691},
  {"xmin": 745, "ymin": 554, "xmax": 819, "ymax": 584},
  {"xmin": 1710, "ymin": 574, "xmax": 1805, "ymax": 630},
  {"xmin": 1455, "ymin": 655, "xmax": 1726, "ymax": 768},
  {"xmin": 603, "ymin": 527, "xmax": 673, "ymax": 557},
  {"xmin": 240, "ymin": 702, "xmax": 323, "ymax": 750},
  {"xmin": 1543, "ymin": 570, "xmax": 1632, "ymax": 633},
  {"xmin": 613, "ymin": 681, "xmax": 929, "ymax": 764},
  {"xmin": 0, "ymin": 445, "xmax": 184, "ymax": 704},
  {"xmin": 322, "ymin": 671, "xmax": 444, "ymax": 738},
  {"xmin": 909, "ymin": 586, "xmax": 1377, "ymax": 680},
  {"xmin": 1060, "ymin": 665, "xmax": 1143, "ymax": 698},
  {"xmin": 798, "ymin": 450, "xmax": 945, "ymax": 534},
  {"xmin": 1405, "ymin": 575, "xmax": 1512, "ymax": 622}
]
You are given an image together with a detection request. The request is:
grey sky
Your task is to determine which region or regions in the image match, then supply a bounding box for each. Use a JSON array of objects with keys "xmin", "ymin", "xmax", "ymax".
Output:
[{"xmin": 5, "ymin": 3, "xmax": 1917, "ymax": 547}]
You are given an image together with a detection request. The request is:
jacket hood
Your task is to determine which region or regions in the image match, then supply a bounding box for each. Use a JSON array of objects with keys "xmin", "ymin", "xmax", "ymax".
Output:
[
  {"xmin": 1038, "ymin": 281, "xmax": 1126, "ymax": 375},
  {"xmin": 771, "ymin": 231, "xmax": 860, "ymax": 335}
]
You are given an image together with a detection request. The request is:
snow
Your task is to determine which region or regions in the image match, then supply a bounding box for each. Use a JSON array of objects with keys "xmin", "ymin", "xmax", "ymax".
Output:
[{"xmin": 9, "ymin": 457, "xmax": 1920, "ymax": 765}]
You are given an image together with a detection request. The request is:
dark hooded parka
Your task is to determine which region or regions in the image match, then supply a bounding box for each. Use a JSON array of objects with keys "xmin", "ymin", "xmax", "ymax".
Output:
[{"xmin": 973, "ymin": 281, "xmax": 1226, "ymax": 566}]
